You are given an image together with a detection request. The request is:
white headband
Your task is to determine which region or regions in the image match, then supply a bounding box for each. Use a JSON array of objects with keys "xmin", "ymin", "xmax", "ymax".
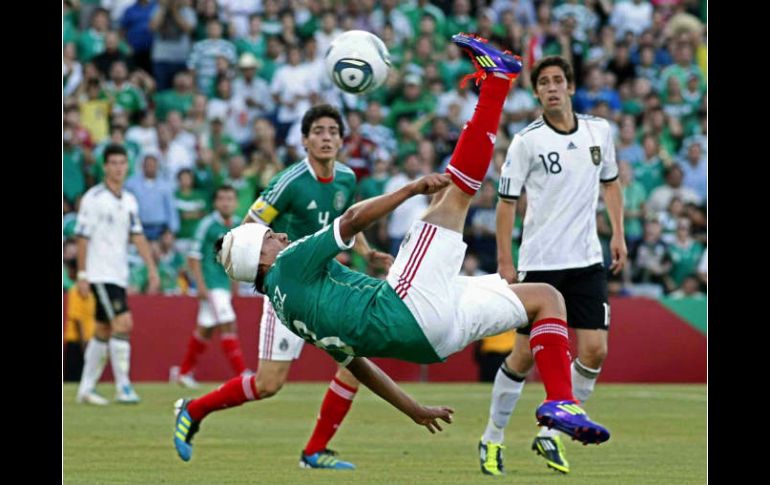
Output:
[{"xmin": 218, "ymin": 224, "xmax": 270, "ymax": 283}]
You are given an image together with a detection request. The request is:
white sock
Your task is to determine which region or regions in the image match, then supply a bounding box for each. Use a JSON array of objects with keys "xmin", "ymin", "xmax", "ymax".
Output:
[
  {"xmin": 571, "ymin": 358, "xmax": 601, "ymax": 404},
  {"xmin": 538, "ymin": 426, "xmax": 559, "ymax": 438},
  {"xmin": 109, "ymin": 336, "xmax": 132, "ymax": 391},
  {"xmin": 481, "ymin": 365, "xmax": 527, "ymax": 444},
  {"xmin": 77, "ymin": 338, "xmax": 109, "ymax": 396}
]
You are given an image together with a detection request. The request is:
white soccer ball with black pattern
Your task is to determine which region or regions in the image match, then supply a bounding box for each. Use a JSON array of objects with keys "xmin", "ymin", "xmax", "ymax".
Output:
[{"xmin": 325, "ymin": 30, "xmax": 391, "ymax": 95}]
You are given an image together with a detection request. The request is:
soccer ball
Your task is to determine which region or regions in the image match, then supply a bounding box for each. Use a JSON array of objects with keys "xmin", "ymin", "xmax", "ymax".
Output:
[{"xmin": 325, "ymin": 30, "xmax": 391, "ymax": 95}]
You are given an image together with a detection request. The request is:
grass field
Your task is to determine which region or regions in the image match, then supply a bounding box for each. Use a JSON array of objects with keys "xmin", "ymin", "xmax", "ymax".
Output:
[{"xmin": 63, "ymin": 382, "xmax": 706, "ymax": 484}]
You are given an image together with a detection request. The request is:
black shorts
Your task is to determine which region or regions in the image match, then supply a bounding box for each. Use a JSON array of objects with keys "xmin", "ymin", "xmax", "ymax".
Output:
[
  {"xmin": 517, "ymin": 263, "xmax": 609, "ymax": 335},
  {"xmin": 90, "ymin": 283, "xmax": 129, "ymax": 322}
]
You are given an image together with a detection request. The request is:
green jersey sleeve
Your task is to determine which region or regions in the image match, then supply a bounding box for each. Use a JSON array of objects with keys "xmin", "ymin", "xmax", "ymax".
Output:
[
  {"xmin": 276, "ymin": 217, "xmax": 355, "ymax": 282},
  {"xmin": 248, "ymin": 165, "xmax": 299, "ymax": 224}
]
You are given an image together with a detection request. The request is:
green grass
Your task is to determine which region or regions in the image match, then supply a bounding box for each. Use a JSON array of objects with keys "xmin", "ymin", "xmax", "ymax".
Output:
[{"xmin": 63, "ymin": 383, "xmax": 706, "ymax": 485}]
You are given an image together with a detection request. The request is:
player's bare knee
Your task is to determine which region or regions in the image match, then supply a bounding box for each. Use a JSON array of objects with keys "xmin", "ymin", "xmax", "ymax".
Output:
[
  {"xmin": 505, "ymin": 347, "xmax": 533, "ymax": 376},
  {"xmin": 255, "ymin": 374, "xmax": 285, "ymax": 398},
  {"xmin": 94, "ymin": 322, "xmax": 112, "ymax": 340},
  {"xmin": 255, "ymin": 363, "xmax": 290, "ymax": 398},
  {"xmin": 196, "ymin": 326, "xmax": 214, "ymax": 340},
  {"xmin": 112, "ymin": 313, "xmax": 133, "ymax": 334},
  {"xmin": 335, "ymin": 366, "xmax": 360, "ymax": 388},
  {"xmin": 579, "ymin": 341, "xmax": 608, "ymax": 368}
]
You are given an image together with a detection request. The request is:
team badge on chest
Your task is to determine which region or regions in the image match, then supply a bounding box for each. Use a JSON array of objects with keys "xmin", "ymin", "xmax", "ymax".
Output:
[
  {"xmin": 334, "ymin": 191, "xmax": 346, "ymax": 211},
  {"xmin": 589, "ymin": 146, "xmax": 601, "ymax": 165}
]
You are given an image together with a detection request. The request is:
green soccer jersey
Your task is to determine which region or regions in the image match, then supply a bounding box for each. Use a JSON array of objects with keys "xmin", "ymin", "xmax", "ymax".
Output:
[
  {"xmin": 175, "ymin": 189, "xmax": 210, "ymax": 240},
  {"xmin": 190, "ymin": 211, "xmax": 242, "ymax": 290},
  {"xmin": 248, "ymin": 159, "xmax": 357, "ymax": 241},
  {"xmin": 668, "ymin": 240, "xmax": 705, "ymax": 287},
  {"xmin": 264, "ymin": 220, "xmax": 440, "ymax": 365}
]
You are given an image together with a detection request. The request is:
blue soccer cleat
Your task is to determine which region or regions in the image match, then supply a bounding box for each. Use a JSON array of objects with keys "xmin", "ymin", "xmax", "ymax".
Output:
[
  {"xmin": 451, "ymin": 32, "xmax": 523, "ymax": 86},
  {"xmin": 535, "ymin": 400, "xmax": 610, "ymax": 445},
  {"xmin": 173, "ymin": 398, "xmax": 200, "ymax": 462},
  {"xmin": 299, "ymin": 449, "xmax": 356, "ymax": 470}
]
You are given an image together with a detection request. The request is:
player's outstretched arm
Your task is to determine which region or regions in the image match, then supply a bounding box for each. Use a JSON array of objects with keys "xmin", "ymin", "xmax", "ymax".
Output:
[
  {"xmin": 338, "ymin": 174, "xmax": 451, "ymax": 242},
  {"xmin": 346, "ymin": 357, "xmax": 454, "ymax": 434}
]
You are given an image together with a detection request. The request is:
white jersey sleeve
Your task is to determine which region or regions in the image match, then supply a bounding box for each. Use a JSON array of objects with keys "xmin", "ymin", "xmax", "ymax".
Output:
[
  {"xmin": 498, "ymin": 134, "xmax": 531, "ymax": 200},
  {"xmin": 74, "ymin": 191, "xmax": 96, "ymax": 238},
  {"xmin": 126, "ymin": 194, "xmax": 144, "ymax": 235},
  {"xmin": 600, "ymin": 122, "xmax": 619, "ymax": 182}
]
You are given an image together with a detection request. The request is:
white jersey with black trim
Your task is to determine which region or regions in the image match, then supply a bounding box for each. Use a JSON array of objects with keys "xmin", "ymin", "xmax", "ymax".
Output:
[
  {"xmin": 74, "ymin": 183, "xmax": 144, "ymax": 287},
  {"xmin": 498, "ymin": 114, "xmax": 618, "ymax": 271}
]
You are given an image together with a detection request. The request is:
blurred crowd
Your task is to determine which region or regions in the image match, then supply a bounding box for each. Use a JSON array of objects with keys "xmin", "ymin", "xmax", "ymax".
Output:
[{"xmin": 63, "ymin": 0, "xmax": 707, "ymax": 300}]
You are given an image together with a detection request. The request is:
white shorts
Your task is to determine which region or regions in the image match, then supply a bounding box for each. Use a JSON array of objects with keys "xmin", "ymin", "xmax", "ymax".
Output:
[
  {"xmin": 197, "ymin": 289, "xmax": 236, "ymax": 327},
  {"xmin": 386, "ymin": 220, "xmax": 529, "ymax": 359},
  {"xmin": 258, "ymin": 298, "xmax": 305, "ymax": 361}
]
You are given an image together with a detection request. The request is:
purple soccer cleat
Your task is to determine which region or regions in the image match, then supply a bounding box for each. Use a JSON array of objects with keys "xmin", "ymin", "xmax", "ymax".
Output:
[
  {"xmin": 451, "ymin": 32, "xmax": 523, "ymax": 86},
  {"xmin": 535, "ymin": 400, "xmax": 610, "ymax": 445}
]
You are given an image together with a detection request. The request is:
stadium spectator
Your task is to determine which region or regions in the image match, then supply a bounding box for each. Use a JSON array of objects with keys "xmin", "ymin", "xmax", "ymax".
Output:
[
  {"xmin": 465, "ymin": 180, "xmax": 498, "ymax": 273},
  {"xmin": 665, "ymin": 217, "xmax": 705, "ymax": 292},
  {"xmin": 93, "ymin": 31, "xmax": 132, "ymax": 77},
  {"xmin": 630, "ymin": 218, "xmax": 671, "ymax": 297},
  {"xmin": 154, "ymin": 71, "xmax": 195, "ymax": 121},
  {"xmin": 78, "ymin": 8, "xmax": 112, "ymax": 63},
  {"xmin": 384, "ymin": 152, "xmax": 429, "ymax": 255},
  {"xmin": 174, "ymin": 168, "xmax": 209, "ymax": 254},
  {"xmin": 126, "ymin": 110, "xmax": 160, "ymax": 153},
  {"xmin": 102, "ymin": 60, "xmax": 148, "ymax": 120},
  {"xmin": 150, "ymin": 0, "xmax": 197, "ymax": 91},
  {"xmin": 188, "ymin": 19, "xmax": 237, "ymax": 94},
  {"xmin": 677, "ymin": 138, "xmax": 707, "ymax": 202},
  {"xmin": 618, "ymin": 160, "xmax": 647, "ymax": 248},
  {"xmin": 126, "ymin": 152, "xmax": 181, "ymax": 240},
  {"xmin": 270, "ymin": 44, "xmax": 319, "ymax": 144},
  {"xmin": 128, "ymin": 229, "xmax": 187, "ymax": 295},
  {"xmin": 610, "ymin": 0, "xmax": 653, "ymax": 39},
  {"xmin": 232, "ymin": 53, "xmax": 275, "ymax": 135},
  {"xmin": 647, "ymin": 164, "xmax": 701, "ymax": 214},
  {"xmin": 155, "ymin": 121, "xmax": 194, "ymax": 183},
  {"xmin": 233, "ymin": 14, "xmax": 266, "ymax": 59}
]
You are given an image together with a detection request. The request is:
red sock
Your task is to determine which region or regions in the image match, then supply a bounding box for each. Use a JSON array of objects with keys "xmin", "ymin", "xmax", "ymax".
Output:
[
  {"xmin": 179, "ymin": 333, "xmax": 208, "ymax": 375},
  {"xmin": 187, "ymin": 374, "xmax": 260, "ymax": 421},
  {"xmin": 445, "ymin": 74, "xmax": 511, "ymax": 195},
  {"xmin": 303, "ymin": 377, "xmax": 358, "ymax": 455},
  {"xmin": 220, "ymin": 333, "xmax": 247, "ymax": 375},
  {"xmin": 529, "ymin": 318, "xmax": 576, "ymax": 402}
]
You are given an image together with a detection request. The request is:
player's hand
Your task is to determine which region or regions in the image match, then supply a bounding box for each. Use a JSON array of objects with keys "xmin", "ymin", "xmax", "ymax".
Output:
[
  {"xmin": 197, "ymin": 287, "xmax": 209, "ymax": 300},
  {"xmin": 498, "ymin": 263, "xmax": 518, "ymax": 283},
  {"xmin": 411, "ymin": 174, "xmax": 452, "ymax": 195},
  {"xmin": 77, "ymin": 279, "xmax": 91, "ymax": 299},
  {"xmin": 411, "ymin": 405, "xmax": 455, "ymax": 434},
  {"xmin": 147, "ymin": 269, "xmax": 161, "ymax": 294},
  {"xmin": 609, "ymin": 234, "xmax": 628, "ymax": 275},
  {"xmin": 368, "ymin": 250, "xmax": 394, "ymax": 271}
]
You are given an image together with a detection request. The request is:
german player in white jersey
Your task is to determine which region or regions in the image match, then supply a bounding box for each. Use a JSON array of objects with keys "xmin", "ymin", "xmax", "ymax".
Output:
[
  {"xmin": 478, "ymin": 55, "xmax": 627, "ymax": 476},
  {"xmin": 173, "ymin": 34, "xmax": 611, "ymax": 466},
  {"xmin": 74, "ymin": 144, "xmax": 160, "ymax": 405}
]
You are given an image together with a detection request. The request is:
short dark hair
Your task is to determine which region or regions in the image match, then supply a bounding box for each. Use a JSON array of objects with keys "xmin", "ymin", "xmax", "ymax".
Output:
[
  {"xmin": 214, "ymin": 184, "xmax": 237, "ymax": 201},
  {"xmin": 103, "ymin": 144, "xmax": 127, "ymax": 164},
  {"xmin": 301, "ymin": 104, "xmax": 345, "ymax": 138},
  {"xmin": 530, "ymin": 55, "xmax": 574, "ymax": 87}
]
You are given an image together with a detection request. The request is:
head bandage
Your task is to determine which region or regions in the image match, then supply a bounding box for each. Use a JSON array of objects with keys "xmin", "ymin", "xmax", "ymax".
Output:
[{"xmin": 217, "ymin": 224, "xmax": 271, "ymax": 282}]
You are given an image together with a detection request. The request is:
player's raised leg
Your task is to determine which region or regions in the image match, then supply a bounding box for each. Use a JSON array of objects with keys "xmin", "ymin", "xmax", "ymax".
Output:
[{"xmin": 420, "ymin": 33, "xmax": 522, "ymax": 232}]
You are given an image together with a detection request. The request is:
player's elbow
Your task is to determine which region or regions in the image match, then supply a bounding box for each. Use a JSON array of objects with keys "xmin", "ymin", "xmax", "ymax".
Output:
[{"xmin": 340, "ymin": 208, "xmax": 363, "ymax": 238}]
